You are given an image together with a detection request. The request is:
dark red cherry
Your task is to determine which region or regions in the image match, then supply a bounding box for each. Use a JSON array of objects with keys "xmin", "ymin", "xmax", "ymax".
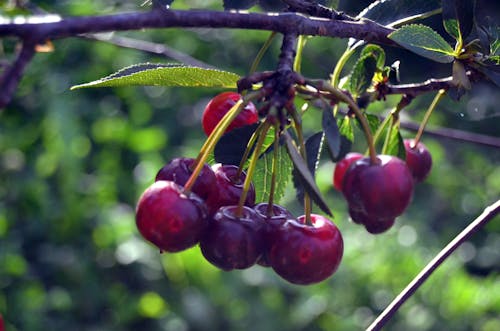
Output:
[
  {"xmin": 348, "ymin": 208, "xmax": 395, "ymax": 234},
  {"xmin": 155, "ymin": 157, "xmax": 216, "ymax": 200},
  {"xmin": 135, "ymin": 181, "xmax": 208, "ymax": 252},
  {"xmin": 269, "ymin": 214, "xmax": 343, "ymax": 285},
  {"xmin": 343, "ymin": 155, "xmax": 414, "ymax": 220},
  {"xmin": 202, "ymin": 92, "xmax": 259, "ymax": 136},
  {"xmin": 333, "ymin": 152, "xmax": 363, "ymax": 192},
  {"xmin": 253, "ymin": 203, "xmax": 294, "ymax": 267},
  {"xmin": 404, "ymin": 139, "xmax": 432, "ymax": 183},
  {"xmin": 205, "ymin": 164, "xmax": 256, "ymax": 215},
  {"xmin": 200, "ymin": 205, "xmax": 265, "ymax": 270}
]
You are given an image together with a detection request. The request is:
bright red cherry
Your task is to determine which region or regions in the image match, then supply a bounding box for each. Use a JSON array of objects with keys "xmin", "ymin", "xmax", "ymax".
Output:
[
  {"xmin": 155, "ymin": 157, "xmax": 216, "ymax": 200},
  {"xmin": 200, "ymin": 205, "xmax": 265, "ymax": 270},
  {"xmin": 205, "ymin": 164, "xmax": 256, "ymax": 215},
  {"xmin": 404, "ymin": 139, "xmax": 432, "ymax": 183},
  {"xmin": 343, "ymin": 155, "xmax": 414, "ymax": 220},
  {"xmin": 202, "ymin": 92, "xmax": 259, "ymax": 136},
  {"xmin": 333, "ymin": 152, "xmax": 364, "ymax": 191},
  {"xmin": 269, "ymin": 214, "xmax": 343, "ymax": 285},
  {"xmin": 136, "ymin": 181, "xmax": 208, "ymax": 252},
  {"xmin": 253, "ymin": 203, "xmax": 294, "ymax": 267}
]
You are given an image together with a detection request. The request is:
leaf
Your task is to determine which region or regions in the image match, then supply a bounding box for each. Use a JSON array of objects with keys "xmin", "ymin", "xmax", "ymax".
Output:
[
  {"xmin": 348, "ymin": 54, "xmax": 377, "ymax": 97},
  {"xmin": 356, "ymin": 113, "xmax": 380, "ymax": 135},
  {"xmin": 284, "ymin": 132, "xmax": 332, "ymax": 216},
  {"xmin": 71, "ymin": 63, "xmax": 240, "ymax": 89},
  {"xmin": 338, "ymin": 115, "xmax": 354, "ymax": 142},
  {"xmin": 214, "ymin": 124, "xmax": 259, "ymax": 166},
  {"xmin": 253, "ymin": 145, "xmax": 292, "ymax": 204},
  {"xmin": 356, "ymin": 0, "xmax": 441, "ymax": 27},
  {"xmin": 442, "ymin": 0, "xmax": 474, "ymax": 41},
  {"xmin": 223, "ymin": 0, "xmax": 258, "ymax": 10},
  {"xmin": 305, "ymin": 132, "xmax": 324, "ymax": 177},
  {"xmin": 360, "ymin": 44, "xmax": 386, "ymax": 69},
  {"xmin": 322, "ymin": 109, "xmax": 341, "ymax": 160},
  {"xmin": 383, "ymin": 123, "xmax": 406, "ymax": 160},
  {"xmin": 388, "ymin": 24, "xmax": 455, "ymax": 63}
]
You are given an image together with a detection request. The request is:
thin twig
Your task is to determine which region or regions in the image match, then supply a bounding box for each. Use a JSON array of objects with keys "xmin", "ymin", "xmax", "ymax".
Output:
[
  {"xmin": 366, "ymin": 199, "xmax": 500, "ymax": 331},
  {"xmin": 0, "ymin": 41, "xmax": 36, "ymax": 109},
  {"xmin": 82, "ymin": 34, "xmax": 214, "ymax": 68}
]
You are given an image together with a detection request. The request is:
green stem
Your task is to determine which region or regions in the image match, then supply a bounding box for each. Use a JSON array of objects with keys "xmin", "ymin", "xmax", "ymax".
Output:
[
  {"xmin": 314, "ymin": 81, "xmax": 378, "ymax": 164},
  {"xmin": 237, "ymin": 121, "xmax": 265, "ymax": 178},
  {"xmin": 266, "ymin": 122, "xmax": 280, "ymax": 216},
  {"xmin": 413, "ymin": 89, "xmax": 446, "ymax": 147},
  {"xmin": 289, "ymin": 106, "xmax": 312, "ymax": 224},
  {"xmin": 293, "ymin": 35, "xmax": 307, "ymax": 73},
  {"xmin": 331, "ymin": 47, "xmax": 356, "ymax": 88},
  {"xmin": 236, "ymin": 120, "xmax": 272, "ymax": 217},
  {"xmin": 249, "ymin": 32, "xmax": 277, "ymax": 75},
  {"xmin": 185, "ymin": 99, "xmax": 245, "ymax": 193}
]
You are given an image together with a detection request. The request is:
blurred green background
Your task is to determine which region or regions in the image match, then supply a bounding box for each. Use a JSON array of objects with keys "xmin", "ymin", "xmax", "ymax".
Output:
[{"xmin": 1, "ymin": 1, "xmax": 499, "ymax": 330}]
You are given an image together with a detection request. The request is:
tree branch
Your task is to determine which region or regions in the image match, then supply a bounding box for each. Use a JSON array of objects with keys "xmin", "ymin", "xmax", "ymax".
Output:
[
  {"xmin": 0, "ymin": 41, "xmax": 36, "ymax": 109},
  {"xmin": 0, "ymin": 9, "xmax": 396, "ymax": 46},
  {"xmin": 366, "ymin": 199, "xmax": 500, "ymax": 331}
]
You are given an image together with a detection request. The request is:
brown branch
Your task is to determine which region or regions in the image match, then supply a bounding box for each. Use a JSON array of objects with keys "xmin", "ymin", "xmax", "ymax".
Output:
[
  {"xmin": 366, "ymin": 199, "xmax": 500, "ymax": 331},
  {"xmin": 83, "ymin": 34, "xmax": 214, "ymax": 68},
  {"xmin": 0, "ymin": 41, "xmax": 36, "ymax": 109},
  {"xmin": 0, "ymin": 10, "xmax": 397, "ymax": 46},
  {"xmin": 283, "ymin": 0, "xmax": 355, "ymax": 21}
]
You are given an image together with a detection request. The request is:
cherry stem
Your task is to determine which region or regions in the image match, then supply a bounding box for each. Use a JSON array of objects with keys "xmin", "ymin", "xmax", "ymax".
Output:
[
  {"xmin": 366, "ymin": 199, "xmax": 500, "ymax": 331},
  {"xmin": 381, "ymin": 112, "xmax": 399, "ymax": 155},
  {"xmin": 237, "ymin": 121, "xmax": 265, "ymax": 178},
  {"xmin": 288, "ymin": 105, "xmax": 312, "ymax": 225},
  {"xmin": 413, "ymin": 89, "xmax": 446, "ymax": 147},
  {"xmin": 310, "ymin": 80, "xmax": 378, "ymax": 164},
  {"xmin": 236, "ymin": 120, "xmax": 272, "ymax": 217},
  {"xmin": 249, "ymin": 31, "xmax": 277, "ymax": 75},
  {"xmin": 185, "ymin": 98, "xmax": 246, "ymax": 193},
  {"xmin": 266, "ymin": 122, "xmax": 281, "ymax": 217}
]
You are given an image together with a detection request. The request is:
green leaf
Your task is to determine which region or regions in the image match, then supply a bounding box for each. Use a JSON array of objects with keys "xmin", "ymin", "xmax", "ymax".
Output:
[
  {"xmin": 348, "ymin": 54, "xmax": 377, "ymax": 97},
  {"xmin": 383, "ymin": 124, "xmax": 406, "ymax": 160},
  {"xmin": 71, "ymin": 63, "xmax": 240, "ymax": 90},
  {"xmin": 361, "ymin": 44, "xmax": 386, "ymax": 69},
  {"xmin": 253, "ymin": 145, "xmax": 292, "ymax": 204},
  {"xmin": 442, "ymin": 0, "xmax": 474, "ymax": 41},
  {"xmin": 338, "ymin": 115, "xmax": 354, "ymax": 142},
  {"xmin": 322, "ymin": 109, "xmax": 341, "ymax": 161},
  {"xmin": 388, "ymin": 24, "xmax": 455, "ymax": 63},
  {"xmin": 284, "ymin": 132, "xmax": 332, "ymax": 216},
  {"xmin": 357, "ymin": 0, "xmax": 441, "ymax": 26}
]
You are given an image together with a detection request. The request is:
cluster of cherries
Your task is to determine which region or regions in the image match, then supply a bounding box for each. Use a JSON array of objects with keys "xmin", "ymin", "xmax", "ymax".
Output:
[
  {"xmin": 136, "ymin": 92, "xmax": 343, "ymax": 285},
  {"xmin": 333, "ymin": 139, "xmax": 432, "ymax": 234}
]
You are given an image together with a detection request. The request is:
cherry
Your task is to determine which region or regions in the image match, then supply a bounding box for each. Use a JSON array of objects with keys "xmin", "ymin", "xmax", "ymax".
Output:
[
  {"xmin": 200, "ymin": 205, "xmax": 265, "ymax": 270},
  {"xmin": 404, "ymin": 139, "xmax": 432, "ymax": 183},
  {"xmin": 135, "ymin": 181, "xmax": 208, "ymax": 252},
  {"xmin": 268, "ymin": 214, "xmax": 343, "ymax": 285},
  {"xmin": 348, "ymin": 208, "xmax": 395, "ymax": 234},
  {"xmin": 333, "ymin": 152, "xmax": 364, "ymax": 191},
  {"xmin": 253, "ymin": 202, "xmax": 294, "ymax": 267},
  {"xmin": 155, "ymin": 157, "xmax": 216, "ymax": 200},
  {"xmin": 343, "ymin": 155, "xmax": 414, "ymax": 220},
  {"xmin": 205, "ymin": 164, "xmax": 256, "ymax": 215},
  {"xmin": 202, "ymin": 91, "xmax": 259, "ymax": 136}
]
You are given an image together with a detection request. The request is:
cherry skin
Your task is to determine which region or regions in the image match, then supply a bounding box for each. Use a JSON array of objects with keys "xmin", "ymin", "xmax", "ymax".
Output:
[
  {"xmin": 348, "ymin": 208, "xmax": 395, "ymax": 234},
  {"xmin": 333, "ymin": 152, "xmax": 364, "ymax": 192},
  {"xmin": 404, "ymin": 139, "xmax": 433, "ymax": 183},
  {"xmin": 199, "ymin": 205, "xmax": 265, "ymax": 271},
  {"xmin": 253, "ymin": 202, "xmax": 294, "ymax": 267},
  {"xmin": 155, "ymin": 157, "xmax": 216, "ymax": 200},
  {"xmin": 268, "ymin": 214, "xmax": 344, "ymax": 285},
  {"xmin": 136, "ymin": 181, "xmax": 208, "ymax": 252},
  {"xmin": 202, "ymin": 92, "xmax": 259, "ymax": 136},
  {"xmin": 205, "ymin": 164, "xmax": 256, "ymax": 215},
  {"xmin": 343, "ymin": 155, "xmax": 414, "ymax": 220}
]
